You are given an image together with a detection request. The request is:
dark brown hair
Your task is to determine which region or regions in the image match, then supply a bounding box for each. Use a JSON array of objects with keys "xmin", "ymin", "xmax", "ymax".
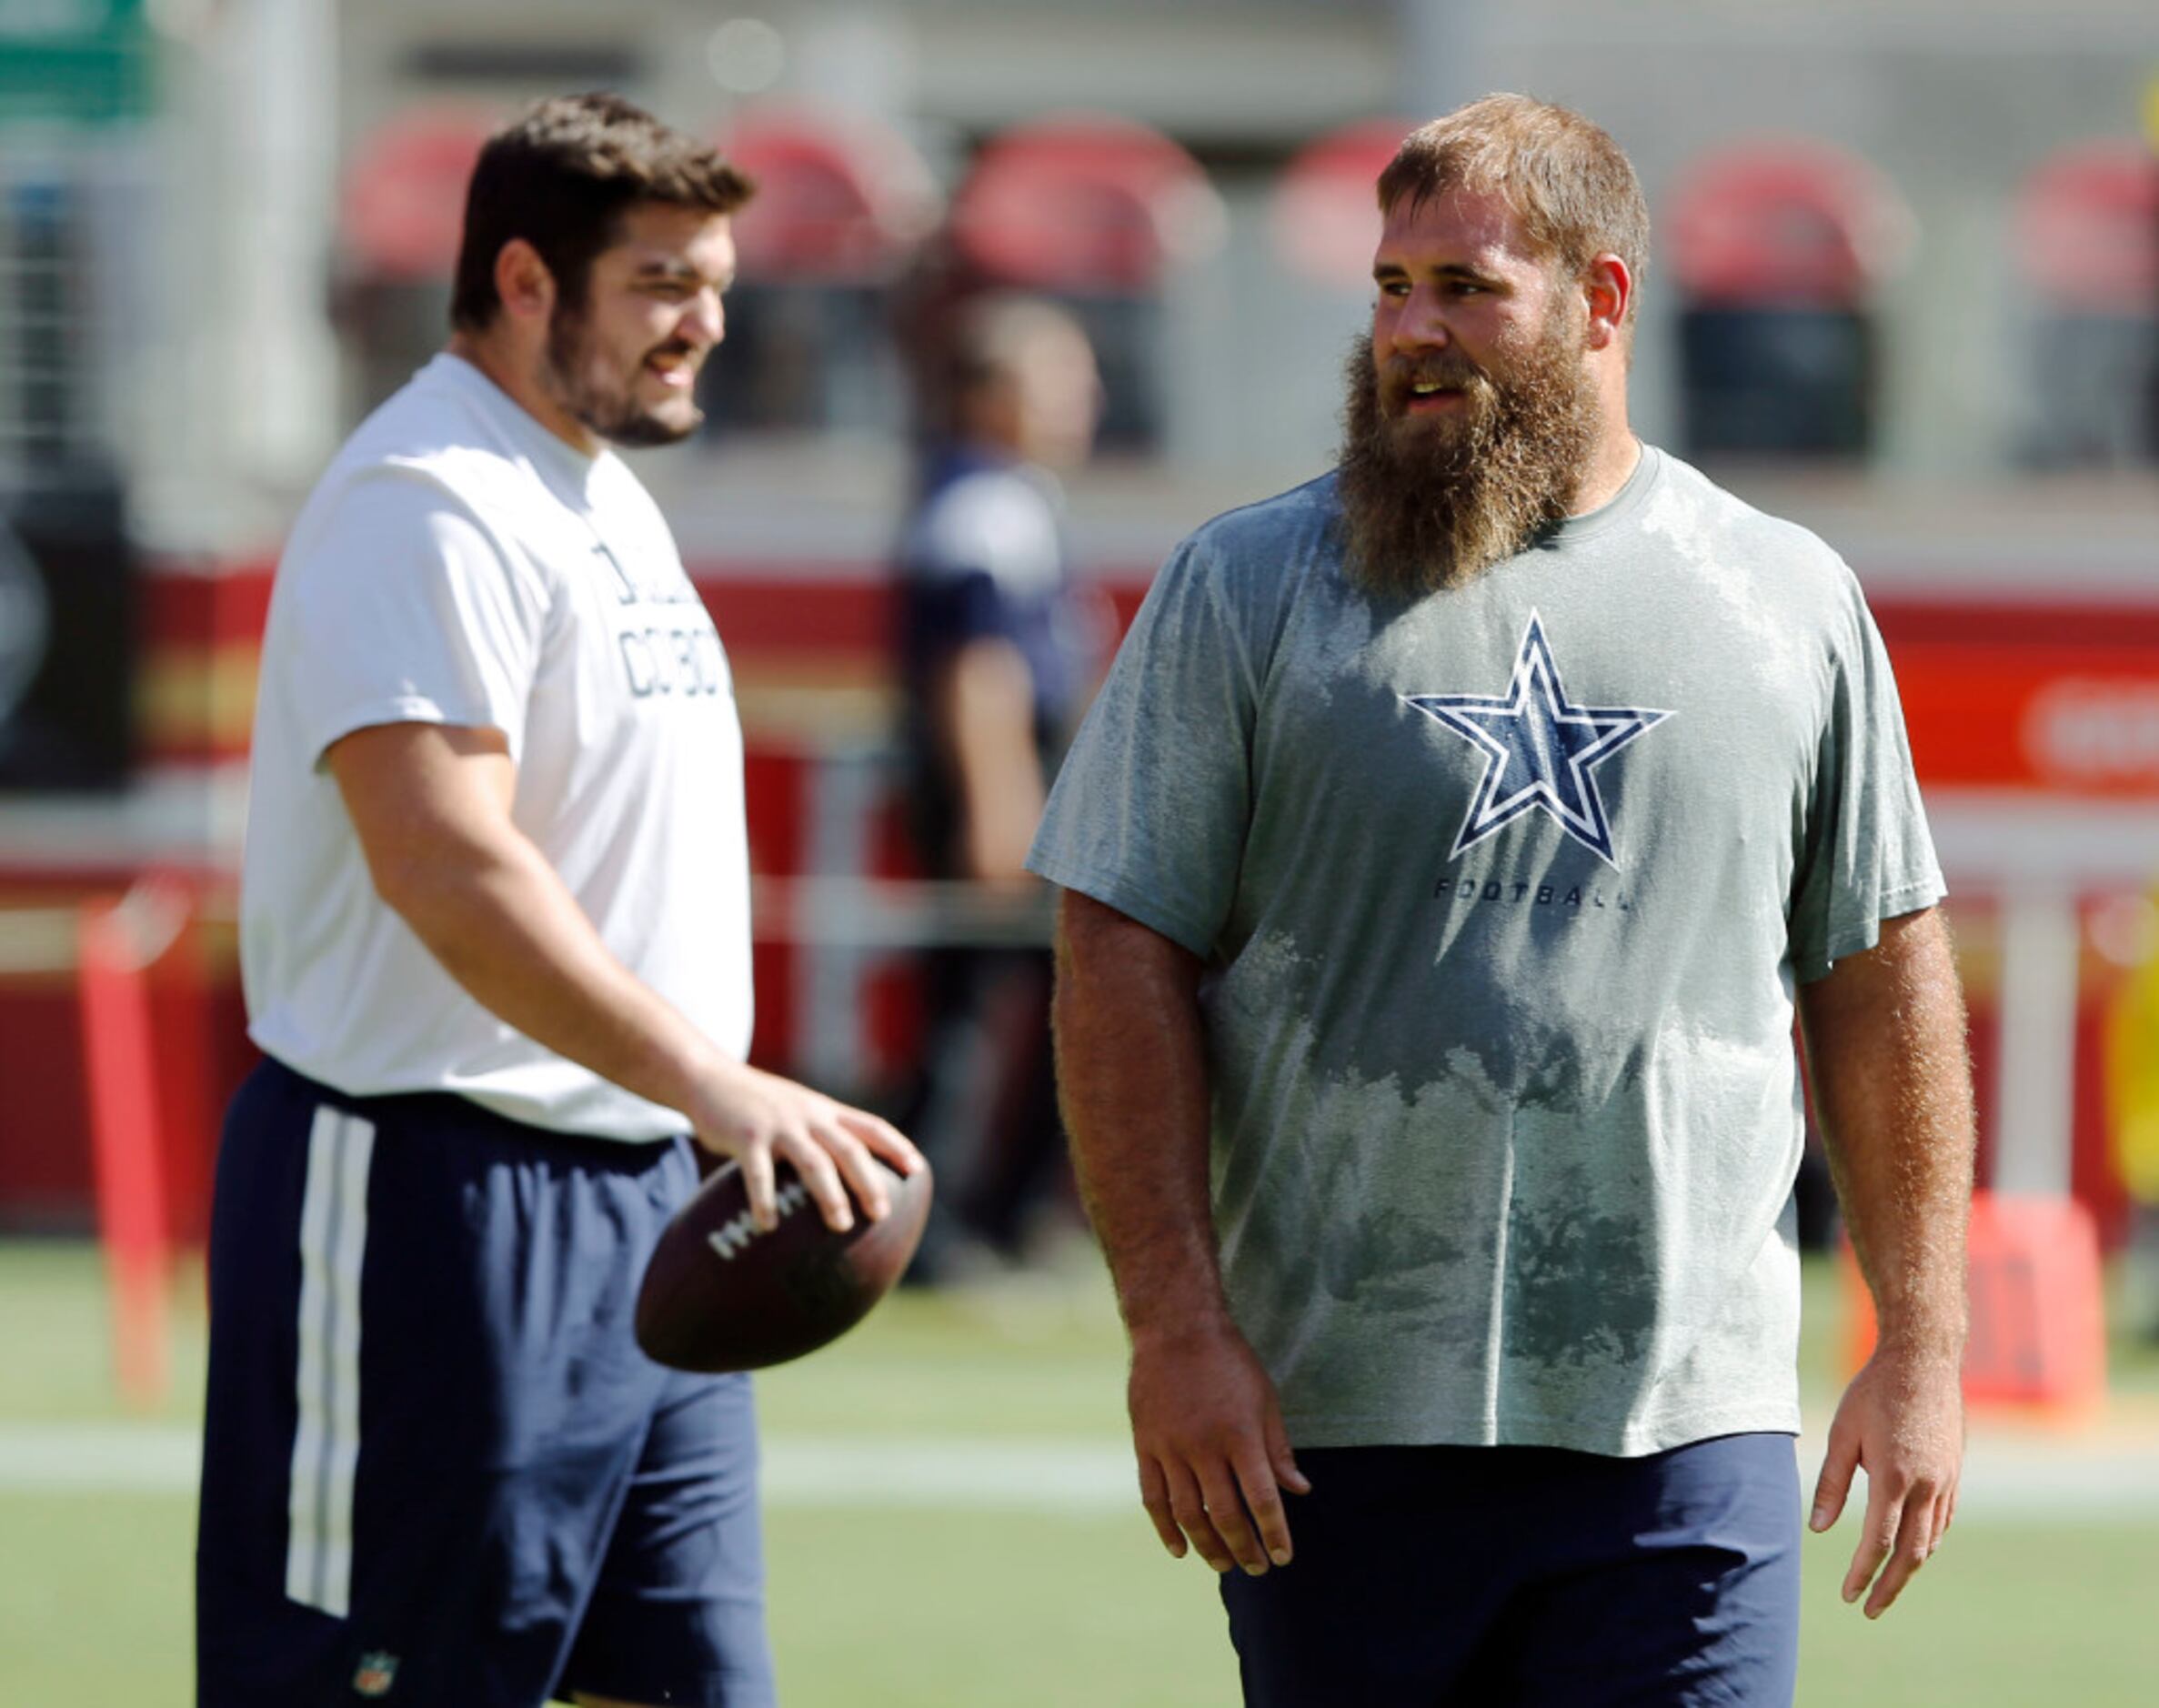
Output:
[
  {"xmin": 1377, "ymin": 94, "xmax": 1648, "ymax": 328},
  {"xmin": 450, "ymin": 92, "xmax": 755, "ymax": 331}
]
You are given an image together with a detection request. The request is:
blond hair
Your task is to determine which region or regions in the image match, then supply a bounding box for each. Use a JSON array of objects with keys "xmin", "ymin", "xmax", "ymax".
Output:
[{"xmin": 1377, "ymin": 94, "xmax": 1648, "ymax": 327}]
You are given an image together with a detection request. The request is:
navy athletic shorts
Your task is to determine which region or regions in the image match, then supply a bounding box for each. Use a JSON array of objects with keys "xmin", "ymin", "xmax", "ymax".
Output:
[
  {"xmin": 1220, "ymin": 1432, "xmax": 1802, "ymax": 1707},
  {"xmin": 196, "ymin": 1058, "xmax": 776, "ymax": 1708}
]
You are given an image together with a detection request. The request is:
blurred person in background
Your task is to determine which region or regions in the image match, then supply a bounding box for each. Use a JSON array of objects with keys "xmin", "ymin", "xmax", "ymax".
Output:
[
  {"xmin": 197, "ymin": 93, "xmax": 919, "ymax": 1708},
  {"xmin": 1033, "ymin": 94, "xmax": 1974, "ymax": 1705},
  {"xmin": 893, "ymin": 294, "xmax": 1102, "ymax": 1281}
]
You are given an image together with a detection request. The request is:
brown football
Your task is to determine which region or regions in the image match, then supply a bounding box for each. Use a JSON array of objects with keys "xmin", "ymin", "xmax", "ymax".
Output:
[{"xmin": 634, "ymin": 1155, "xmax": 933, "ymax": 1372}]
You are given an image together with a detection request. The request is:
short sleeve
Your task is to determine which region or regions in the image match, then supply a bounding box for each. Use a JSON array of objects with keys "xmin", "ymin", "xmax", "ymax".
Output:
[
  {"xmin": 276, "ymin": 467, "xmax": 549, "ymax": 769},
  {"xmin": 901, "ymin": 469, "xmax": 1060, "ymax": 654},
  {"xmin": 1026, "ymin": 537, "xmax": 1258, "ymax": 958},
  {"xmin": 1788, "ymin": 575, "xmax": 1945, "ymax": 981},
  {"xmin": 905, "ymin": 569, "xmax": 1013, "ymax": 654}
]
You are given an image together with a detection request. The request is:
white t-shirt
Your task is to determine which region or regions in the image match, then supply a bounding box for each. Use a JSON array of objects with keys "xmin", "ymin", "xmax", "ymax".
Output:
[{"xmin": 241, "ymin": 353, "xmax": 753, "ymax": 1140}]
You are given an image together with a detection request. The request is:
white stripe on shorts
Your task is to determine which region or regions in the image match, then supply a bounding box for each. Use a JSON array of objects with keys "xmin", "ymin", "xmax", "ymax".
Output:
[{"xmin": 284, "ymin": 1105, "xmax": 374, "ymax": 1618}]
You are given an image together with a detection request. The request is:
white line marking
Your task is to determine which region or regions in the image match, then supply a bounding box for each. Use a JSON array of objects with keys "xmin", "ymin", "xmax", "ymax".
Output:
[
  {"xmin": 3, "ymin": 1427, "xmax": 2157, "ymax": 1521},
  {"xmin": 761, "ymin": 1440, "xmax": 1134, "ymax": 1511},
  {"xmin": 0, "ymin": 1424, "xmax": 203, "ymax": 1491}
]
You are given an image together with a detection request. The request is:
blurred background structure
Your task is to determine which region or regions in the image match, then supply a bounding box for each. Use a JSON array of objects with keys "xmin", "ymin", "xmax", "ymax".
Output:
[
  {"xmin": 5, "ymin": 4, "xmax": 2159, "ymax": 1703},
  {"xmin": 1, "ymin": 0, "xmax": 2157, "ymax": 1372}
]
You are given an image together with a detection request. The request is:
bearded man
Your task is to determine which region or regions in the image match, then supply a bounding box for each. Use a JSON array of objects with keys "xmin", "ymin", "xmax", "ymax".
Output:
[
  {"xmin": 197, "ymin": 95, "xmax": 919, "ymax": 1708},
  {"xmin": 1029, "ymin": 94, "xmax": 1973, "ymax": 1706}
]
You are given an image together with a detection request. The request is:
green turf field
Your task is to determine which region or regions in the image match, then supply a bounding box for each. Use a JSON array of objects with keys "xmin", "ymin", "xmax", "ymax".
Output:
[{"xmin": 4, "ymin": 1240, "xmax": 2156, "ymax": 1704}]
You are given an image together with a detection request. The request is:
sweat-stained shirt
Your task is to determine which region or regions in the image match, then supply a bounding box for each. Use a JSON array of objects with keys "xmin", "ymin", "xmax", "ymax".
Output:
[{"xmin": 1027, "ymin": 446, "xmax": 1943, "ymax": 1456}]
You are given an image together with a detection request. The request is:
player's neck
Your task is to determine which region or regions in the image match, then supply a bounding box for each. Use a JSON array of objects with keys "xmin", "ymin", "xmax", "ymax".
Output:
[
  {"xmin": 444, "ymin": 331, "xmax": 600, "ymax": 458},
  {"xmin": 1569, "ymin": 415, "xmax": 1642, "ymax": 518}
]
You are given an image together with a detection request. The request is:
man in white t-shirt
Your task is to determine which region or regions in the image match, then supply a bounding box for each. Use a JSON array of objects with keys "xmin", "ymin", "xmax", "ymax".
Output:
[{"xmin": 196, "ymin": 93, "xmax": 920, "ymax": 1708}]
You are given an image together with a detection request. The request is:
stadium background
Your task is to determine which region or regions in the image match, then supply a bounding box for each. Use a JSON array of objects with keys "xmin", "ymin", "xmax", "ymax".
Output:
[{"xmin": 2, "ymin": 1, "xmax": 2157, "ymax": 1701}]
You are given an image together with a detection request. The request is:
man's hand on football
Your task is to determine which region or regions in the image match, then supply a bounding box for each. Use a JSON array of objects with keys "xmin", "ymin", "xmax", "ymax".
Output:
[
  {"xmin": 688, "ymin": 1060, "xmax": 923, "ymax": 1235},
  {"xmin": 1810, "ymin": 1341, "xmax": 1963, "ymax": 1618},
  {"xmin": 1128, "ymin": 1319, "xmax": 1310, "ymax": 1577}
]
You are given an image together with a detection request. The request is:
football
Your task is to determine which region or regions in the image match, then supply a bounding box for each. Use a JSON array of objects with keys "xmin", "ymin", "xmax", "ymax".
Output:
[{"xmin": 635, "ymin": 1154, "xmax": 933, "ymax": 1371}]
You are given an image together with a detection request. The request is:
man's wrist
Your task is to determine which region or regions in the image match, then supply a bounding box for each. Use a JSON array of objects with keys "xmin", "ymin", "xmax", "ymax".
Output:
[
  {"xmin": 1126, "ymin": 1301, "xmax": 1239, "ymax": 1351},
  {"xmin": 1871, "ymin": 1322, "xmax": 1966, "ymax": 1371},
  {"xmin": 667, "ymin": 1041, "xmax": 755, "ymax": 1137}
]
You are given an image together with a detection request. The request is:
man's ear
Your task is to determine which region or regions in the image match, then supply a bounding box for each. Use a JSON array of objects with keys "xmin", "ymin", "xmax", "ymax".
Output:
[
  {"xmin": 491, "ymin": 237, "xmax": 557, "ymax": 327},
  {"xmin": 1582, "ymin": 252, "xmax": 1632, "ymax": 352}
]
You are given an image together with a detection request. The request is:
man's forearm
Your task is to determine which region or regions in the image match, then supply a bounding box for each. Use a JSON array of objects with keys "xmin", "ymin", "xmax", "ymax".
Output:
[
  {"xmin": 1800, "ymin": 906, "xmax": 1976, "ymax": 1355},
  {"xmin": 933, "ymin": 638, "xmax": 1045, "ymax": 883},
  {"xmin": 330, "ymin": 722, "xmax": 738, "ymax": 1125},
  {"xmin": 1053, "ymin": 890, "xmax": 1308, "ymax": 1578},
  {"xmin": 385, "ymin": 831, "xmax": 733, "ymax": 1120},
  {"xmin": 326, "ymin": 719, "xmax": 918, "ymax": 1233},
  {"xmin": 1051, "ymin": 890, "xmax": 1229, "ymax": 1338}
]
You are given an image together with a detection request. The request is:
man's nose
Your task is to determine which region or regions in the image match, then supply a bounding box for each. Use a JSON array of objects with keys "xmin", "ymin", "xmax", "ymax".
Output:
[
  {"xmin": 1389, "ymin": 286, "xmax": 1450, "ymax": 355},
  {"xmin": 684, "ymin": 286, "xmax": 725, "ymax": 349}
]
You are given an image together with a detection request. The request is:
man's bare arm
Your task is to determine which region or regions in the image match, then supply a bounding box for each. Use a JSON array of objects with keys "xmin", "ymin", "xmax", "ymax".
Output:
[
  {"xmin": 1052, "ymin": 889, "xmax": 1307, "ymax": 1578},
  {"xmin": 1798, "ymin": 903, "xmax": 1974, "ymax": 1619},
  {"xmin": 327, "ymin": 721, "xmax": 920, "ymax": 1230},
  {"xmin": 929, "ymin": 637, "xmax": 1045, "ymax": 886}
]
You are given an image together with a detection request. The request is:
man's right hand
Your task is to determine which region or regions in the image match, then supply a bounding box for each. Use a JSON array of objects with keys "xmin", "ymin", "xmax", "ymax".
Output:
[
  {"xmin": 1050, "ymin": 897, "xmax": 1294, "ymax": 1571},
  {"xmin": 1129, "ymin": 1320, "xmax": 1310, "ymax": 1577},
  {"xmin": 686, "ymin": 1060, "xmax": 923, "ymax": 1237}
]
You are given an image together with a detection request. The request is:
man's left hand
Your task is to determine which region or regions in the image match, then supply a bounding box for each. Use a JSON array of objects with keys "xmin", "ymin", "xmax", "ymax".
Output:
[{"xmin": 1809, "ymin": 1344, "xmax": 1963, "ymax": 1618}]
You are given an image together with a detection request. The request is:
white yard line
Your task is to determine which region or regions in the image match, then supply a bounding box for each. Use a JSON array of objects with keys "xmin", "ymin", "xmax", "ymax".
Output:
[
  {"xmin": 1, "ymin": 1425, "xmax": 2154, "ymax": 1521},
  {"xmin": 0, "ymin": 1423, "xmax": 205, "ymax": 1492}
]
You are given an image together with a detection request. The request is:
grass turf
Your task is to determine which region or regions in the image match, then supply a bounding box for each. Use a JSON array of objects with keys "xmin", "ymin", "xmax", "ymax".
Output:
[{"xmin": 2, "ymin": 1240, "xmax": 2156, "ymax": 1704}]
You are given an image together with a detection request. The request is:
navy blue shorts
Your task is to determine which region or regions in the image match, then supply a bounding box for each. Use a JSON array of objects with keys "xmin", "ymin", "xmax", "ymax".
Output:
[
  {"xmin": 196, "ymin": 1059, "xmax": 775, "ymax": 1707},
  {"xmin": 1220, "ymin": 1433, "xmax": 1801, "ymax": 1707}
]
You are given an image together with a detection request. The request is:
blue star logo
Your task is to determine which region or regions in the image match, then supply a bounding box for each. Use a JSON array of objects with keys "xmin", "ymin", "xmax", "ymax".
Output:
[{"xmin": 1404, "ymin": 610, "xmax": 1673, "ymax": 868}]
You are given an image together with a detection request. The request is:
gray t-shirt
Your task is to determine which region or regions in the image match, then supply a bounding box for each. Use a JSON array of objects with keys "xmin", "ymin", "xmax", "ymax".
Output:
[{"xmin": 1028, "ymin": 447, "xmax": 1943, "ymax": 1456}]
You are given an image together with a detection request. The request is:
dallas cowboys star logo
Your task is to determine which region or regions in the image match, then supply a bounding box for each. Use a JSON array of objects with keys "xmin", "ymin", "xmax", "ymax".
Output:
[{"xmin": 1403, "ymin": 610, "xmax": 1673, "ymax": 868}]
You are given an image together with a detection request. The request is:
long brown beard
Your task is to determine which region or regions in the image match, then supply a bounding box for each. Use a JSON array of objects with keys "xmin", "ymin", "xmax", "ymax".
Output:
[{"xmin": 1334, "ymin": 309, "xmax": 1600, "ymax": 598}]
